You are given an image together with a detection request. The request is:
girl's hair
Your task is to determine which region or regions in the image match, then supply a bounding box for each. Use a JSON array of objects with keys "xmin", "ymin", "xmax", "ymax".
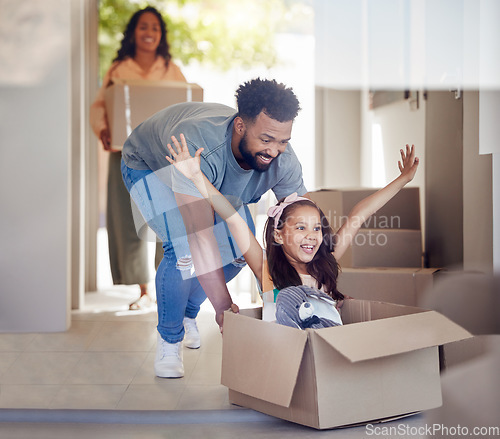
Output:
[
  {"xmin": 264, "ymin": 198, "xmax": 344, "ymax": 301},
  {"xmin": 113, "ymin": 6, "xmax": 171, "ymax": 66}
]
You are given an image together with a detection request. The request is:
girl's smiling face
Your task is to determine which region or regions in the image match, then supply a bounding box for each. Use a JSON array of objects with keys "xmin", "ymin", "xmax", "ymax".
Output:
[
  {"xmin": 274, "ymin": 204, "xmax": 323, "ymax": 274},
  {"xmin": 134, "ymin": 12, "xmax": 162, "ymax": 54}
]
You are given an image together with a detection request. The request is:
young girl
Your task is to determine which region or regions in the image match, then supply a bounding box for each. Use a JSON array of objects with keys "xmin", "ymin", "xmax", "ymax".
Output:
[{"xmin": 166, "ymin": 134, "xmax": 419, "ymax": 327}]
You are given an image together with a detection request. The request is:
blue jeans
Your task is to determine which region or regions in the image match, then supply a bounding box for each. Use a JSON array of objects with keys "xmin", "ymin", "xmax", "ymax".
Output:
[{"xmin": 121, "ymin": 160, "xmax": 255, "ymax": 343}]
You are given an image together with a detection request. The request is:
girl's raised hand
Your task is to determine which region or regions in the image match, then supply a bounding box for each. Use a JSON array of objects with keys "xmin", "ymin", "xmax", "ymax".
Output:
[
  {"xmin": 165, "ymin": 133, "xmax": 204, "ymax": 181},
  {"xmin": 398, "ymin": 144, "xmax": 419, "ymax": 183}
]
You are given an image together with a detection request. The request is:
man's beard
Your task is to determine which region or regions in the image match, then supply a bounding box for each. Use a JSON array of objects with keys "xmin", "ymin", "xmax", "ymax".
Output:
[{"xmin": 238, "ymin": 134, "xmax": 276, "ymax": 173}]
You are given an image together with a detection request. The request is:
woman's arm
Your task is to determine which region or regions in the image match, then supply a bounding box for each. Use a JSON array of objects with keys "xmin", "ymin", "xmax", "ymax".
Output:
[
  {"xmin": 166, "ymin": 134, "xmax": 264, "ymax": 286},
  {"xmin": 89, "ymin": 66, "xmax": 118, "ymax": 151},
  {"xmin": 333, "ymin": 144, "xmax": 419, "ymax": 260}
]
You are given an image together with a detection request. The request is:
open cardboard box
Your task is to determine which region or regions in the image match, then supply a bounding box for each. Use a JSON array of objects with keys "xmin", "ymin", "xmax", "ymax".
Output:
[
  {"xmin": 262, "ymin": 267, "xmax": 439, "ymax": 321},
  {"xmin": 104, "ymin": 78, "xmax": 203, "ymax": 150},
  {"xmin": 221, "ymin": 300, "xmax": 471, "ymax": 430}
]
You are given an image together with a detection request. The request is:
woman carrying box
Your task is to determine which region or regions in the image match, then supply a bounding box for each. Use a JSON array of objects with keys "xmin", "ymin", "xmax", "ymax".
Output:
[{"xmin": 90, "ymin": 6, "xmax": 186, "ymax": 310}]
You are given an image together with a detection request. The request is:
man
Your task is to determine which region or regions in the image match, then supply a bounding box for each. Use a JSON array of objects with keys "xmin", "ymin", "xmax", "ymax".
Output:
[{"xmin": 121, "ymin": 78, "xmax": 307, "ymax": 378}]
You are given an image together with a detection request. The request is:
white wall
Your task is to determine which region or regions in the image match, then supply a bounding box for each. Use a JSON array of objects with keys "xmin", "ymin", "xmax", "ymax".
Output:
[
  {"xmin": 0, "ymin": 0, "xmax": 72, "ymax": 331},
  {"xmin": 360, "ymin": 92, "xmax": 427, "ymax": 244},
  {"xmin": 360, "ymin": 93, "xmax": 426, "ymax": 189},
  {"xmin": 314, "ymin": 88, "xmax": 361, "ymax": 189}
]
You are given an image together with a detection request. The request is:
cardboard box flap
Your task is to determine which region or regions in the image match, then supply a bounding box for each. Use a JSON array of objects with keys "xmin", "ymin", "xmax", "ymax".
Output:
[
  {"xmin": 111, "ymin": 78, "xmax": 202, "ymax": 89},
  {"xmin": 316, "ymin": 311, "xmax": 472, "ymax": 362},
  {"xmin": 221, "ymin": 311, "xmax": 308, "ymax": 407}
]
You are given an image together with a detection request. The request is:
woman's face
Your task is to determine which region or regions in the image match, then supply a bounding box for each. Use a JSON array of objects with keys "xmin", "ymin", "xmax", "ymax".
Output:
[
  {"xmin": 134, "ymin": 12, "xmax": 162, "ymax": 54},
  {"xmin": 274, "ymin": 205, "xmax": 323, "ymax": 273}
]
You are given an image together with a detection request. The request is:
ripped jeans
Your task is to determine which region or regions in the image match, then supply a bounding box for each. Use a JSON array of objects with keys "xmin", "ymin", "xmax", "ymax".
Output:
[{"xmin": 121, "ymin": 160, "xmax": 255, "ymax": 343}]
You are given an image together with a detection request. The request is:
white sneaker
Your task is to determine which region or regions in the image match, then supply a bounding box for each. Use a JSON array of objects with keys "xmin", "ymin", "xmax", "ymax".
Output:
[
  {"xmin": 154, "ymin": 334, "xmax": 184, "ymax": 378},
  {"xmin": 183, "ymin": 317, "xmax": 201, "ymax": 349}
]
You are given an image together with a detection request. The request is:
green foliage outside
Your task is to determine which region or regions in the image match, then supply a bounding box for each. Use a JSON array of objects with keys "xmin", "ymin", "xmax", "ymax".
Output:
[{"xmin": 98, "ymin": 0, "xmax": 313, "ymax": 79}]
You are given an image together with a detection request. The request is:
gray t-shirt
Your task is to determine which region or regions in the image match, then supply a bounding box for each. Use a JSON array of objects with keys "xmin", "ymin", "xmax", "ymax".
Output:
[{"xmin": 122, "ymin": 102, "xmax": 307, "ymax": 206}]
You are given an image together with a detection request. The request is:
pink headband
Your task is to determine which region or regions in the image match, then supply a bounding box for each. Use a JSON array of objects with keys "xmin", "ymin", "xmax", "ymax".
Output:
[{"xmin": 267, "ymin": 192, "xmax": 310, "ymax": 229}]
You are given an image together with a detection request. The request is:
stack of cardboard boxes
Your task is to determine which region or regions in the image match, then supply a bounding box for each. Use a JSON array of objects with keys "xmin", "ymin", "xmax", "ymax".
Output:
[{"xmin": 309, "ymin": 187, "xmax": 441, "ymax": 307}]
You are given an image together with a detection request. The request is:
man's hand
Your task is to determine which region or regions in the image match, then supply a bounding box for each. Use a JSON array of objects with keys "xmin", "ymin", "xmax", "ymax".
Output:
[
  {"xmin": 174, "ymin": 191, "xmax": 235, "ymax": 334},
  {"xmin": 217, "ymin": 303, "xmax": 240, "ymax": 334}
]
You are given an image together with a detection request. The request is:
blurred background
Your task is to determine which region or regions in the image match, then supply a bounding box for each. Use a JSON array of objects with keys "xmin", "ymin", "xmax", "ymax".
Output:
[{"xmin": 0, "ymin": 0, "xmax": 499, "ymax": 331}]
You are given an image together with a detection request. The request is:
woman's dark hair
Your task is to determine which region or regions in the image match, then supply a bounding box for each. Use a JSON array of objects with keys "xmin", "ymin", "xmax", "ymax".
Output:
[
  {"xmin": 264, "ymin": 199, "xmax": 344, "ymax": 301},
  {"xmin": 113, "ymin": 6, "xmax": 171, "ymax": 66},
  {"xmin": 235, "ymin": 78, "xmax": 301, "ymax": 124}
]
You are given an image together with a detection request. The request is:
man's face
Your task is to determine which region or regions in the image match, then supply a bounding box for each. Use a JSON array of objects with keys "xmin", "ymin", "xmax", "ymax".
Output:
[{"xmin": 238, "ymin": 112, "xmax": 293, "ymax": 172}]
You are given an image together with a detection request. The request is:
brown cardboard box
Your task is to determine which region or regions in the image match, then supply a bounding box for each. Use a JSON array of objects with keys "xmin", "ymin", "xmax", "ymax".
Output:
[
  {"xmin": 422, "ymin": 273, "xmax": 500, "ymax": 434},
  {"xmin": 309, "ymin": 187, "xmax": 421, "ymax": 231},
  {"xmin": 425, "ymin": 335, "xmax": 500, "ymax": 436},
  {"xmin": 221, "ymin": 300, "xmax": 471, "ymax": 430},
  {"xmin": 337, "ymin": 267, "xmax": 440, "ymax": 306},
  {"xmin": 104, "ymin": 78, "xmax": 203, "ymax": 149},
  {"xmin": 441, "ymin": 335, "xmax": 496, "ymax": 369},
  {"xmin": 417, "ymin": 271, "xmax": 500, "ymax": 371},
  {"xmin": 338, "ymin": 228, "xmax": 423, "ymax": 268}
]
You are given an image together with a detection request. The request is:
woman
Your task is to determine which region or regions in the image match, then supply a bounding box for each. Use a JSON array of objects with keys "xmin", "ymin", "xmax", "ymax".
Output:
[{"xmin": 90, "ymin": 6, "xmax": 186, "ymax": 310}]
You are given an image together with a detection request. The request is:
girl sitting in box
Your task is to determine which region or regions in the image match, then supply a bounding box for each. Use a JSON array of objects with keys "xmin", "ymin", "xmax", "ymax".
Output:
[{"xmin": 166, "ymin": 134, "xmax": 419, "ymax": 329}]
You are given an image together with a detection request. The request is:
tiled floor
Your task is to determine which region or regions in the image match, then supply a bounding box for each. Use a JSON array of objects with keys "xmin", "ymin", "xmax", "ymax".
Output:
[{"xmin": 0, "ymin": 286, "xmax": 239, "ymax": 412}]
